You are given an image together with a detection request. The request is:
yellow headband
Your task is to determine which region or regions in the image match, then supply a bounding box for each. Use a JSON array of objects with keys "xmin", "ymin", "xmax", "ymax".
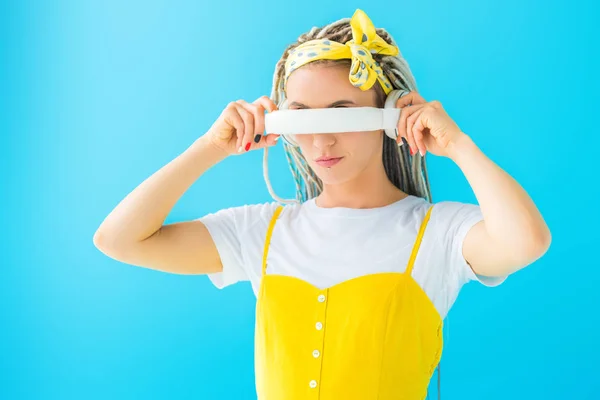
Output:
[{"xmin": 283, "ymin": 9, "xmax": 399, "ymax": 95}]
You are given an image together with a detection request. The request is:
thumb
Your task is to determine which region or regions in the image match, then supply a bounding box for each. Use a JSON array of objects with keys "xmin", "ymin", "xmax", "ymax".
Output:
[
  {"xmin": 252, "ymin": 133, "xmax": 280, "ymax": 150},
  {"xmin": 395, "ymin": 91, "xmax": 427, "ymax": 108}
]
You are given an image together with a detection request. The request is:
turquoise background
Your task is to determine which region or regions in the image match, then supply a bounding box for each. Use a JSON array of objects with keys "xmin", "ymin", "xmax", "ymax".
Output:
[{"xmin": 3, "ymin": 0, "xmax": 599, "ymax": 398}]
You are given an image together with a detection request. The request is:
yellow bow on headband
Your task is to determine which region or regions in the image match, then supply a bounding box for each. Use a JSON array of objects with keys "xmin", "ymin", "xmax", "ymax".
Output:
[{"xmin": 283, "ymin": 9, "xmax": 399, "ymax": 94}]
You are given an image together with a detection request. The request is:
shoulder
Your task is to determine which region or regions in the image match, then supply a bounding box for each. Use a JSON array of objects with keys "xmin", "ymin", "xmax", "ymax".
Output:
[
  {"xmin": 199, "ymin": 201, "xmax": 283, "ymax": 231},
  {"xmin": 197, "ymin": 201, "xmax": 291, "ymax": 291},
  {"xmin": 417, "ymin": 198, "xmax": 484, "ymax": 265},
  {"xmin": 422, "ymin": 198, "xmax": 505, "ymax": 285},
  {"xmin": 409, "ymin": 199, "xmax": 495, "ymax": 318},
  {"xmin": 426, "ymin": 200, "xmax": 483, "ymax": 244}
]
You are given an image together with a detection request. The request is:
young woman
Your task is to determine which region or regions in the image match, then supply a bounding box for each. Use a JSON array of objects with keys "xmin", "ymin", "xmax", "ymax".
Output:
[{"xmin": 94, "ymin": 9, "xmax": 551, "ymax": 400}]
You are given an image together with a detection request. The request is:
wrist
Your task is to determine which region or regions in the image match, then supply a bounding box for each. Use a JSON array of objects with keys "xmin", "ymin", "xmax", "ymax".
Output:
[
  {"xmin": 194, "ymin": 134, "xmax": 229, "ymax": 156},
  {"xmin": 446, "ymin": 132, "xmax": 476, "ymax": 162},
  {"xmin": 188, "ymin": 135, "xmax": 230, "ymax": 166}
]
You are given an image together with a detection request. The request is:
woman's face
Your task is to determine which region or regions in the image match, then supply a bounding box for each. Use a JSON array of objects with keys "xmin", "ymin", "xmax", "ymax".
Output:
[{"xmin": 285, "ymin": 63, "xmax": 385, "ymax": 186}]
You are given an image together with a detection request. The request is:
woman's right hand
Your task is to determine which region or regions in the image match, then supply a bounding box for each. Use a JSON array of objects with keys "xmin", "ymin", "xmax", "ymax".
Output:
[{"xmin": 205, "ymin": 96, "xmax": 280, "ymax": 156}]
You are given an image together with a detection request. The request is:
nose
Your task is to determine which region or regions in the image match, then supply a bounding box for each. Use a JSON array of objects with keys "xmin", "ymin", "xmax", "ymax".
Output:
[{"xmin": 312, "ymin": 133, "xmax": 336, "ymax": 150}]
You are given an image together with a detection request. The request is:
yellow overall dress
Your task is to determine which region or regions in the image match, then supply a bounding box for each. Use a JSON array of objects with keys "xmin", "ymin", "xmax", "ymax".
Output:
[{"xmin": 254, "ymin": 205, "xmax": 442, "ymax": 399}]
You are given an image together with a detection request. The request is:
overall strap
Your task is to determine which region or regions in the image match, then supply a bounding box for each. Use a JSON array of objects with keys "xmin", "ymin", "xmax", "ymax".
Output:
[
  {"xmin": 261, "ymin": 205, "xmax": 284, "ymax": 276},
  {"xmin": 405, "ymin": 205, "xmax": 434, "ymax": 276}
]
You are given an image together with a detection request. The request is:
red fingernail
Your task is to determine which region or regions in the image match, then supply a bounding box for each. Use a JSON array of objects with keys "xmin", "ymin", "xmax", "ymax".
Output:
[
  {"xmin": 245, "ymin": 142, "xmax": 251, "ymax": 151},
  {"xmin": 410, "ymin": 147, "xmax": 415, "ymax": 156}
]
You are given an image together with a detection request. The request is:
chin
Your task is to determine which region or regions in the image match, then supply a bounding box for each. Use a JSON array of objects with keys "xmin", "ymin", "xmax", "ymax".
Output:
[{"xmin": 313, "ymin": 167, "xmax": 356, "ymax": 186}]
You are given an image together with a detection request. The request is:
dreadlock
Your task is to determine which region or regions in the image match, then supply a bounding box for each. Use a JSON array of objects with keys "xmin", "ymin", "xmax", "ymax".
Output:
[{"xmin": 262, "ymin": 16, "xmax": 433, "ymax": 206}]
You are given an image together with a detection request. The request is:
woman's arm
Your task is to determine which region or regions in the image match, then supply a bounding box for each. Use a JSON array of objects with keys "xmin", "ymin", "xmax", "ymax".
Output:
[
  {"xmin": 395, "ymin": 92, "xmax": 551, "ymax": 279},
  {"xmin": 447, "ymin": 133, "xmax": 552, "ymax": 278},
  {"xmin": 93, "ymin": 96, "xmax": 279, "ymax": 275},
  {"xmin": 93, "ymin": 137, "xmax": 229, "ymax": 274}
]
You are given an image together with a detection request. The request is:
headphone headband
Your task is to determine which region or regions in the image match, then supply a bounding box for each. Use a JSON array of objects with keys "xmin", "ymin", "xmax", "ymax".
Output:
[{"xmin": 267, "ymin": 89, "xmax": 408, "ymax": 146}]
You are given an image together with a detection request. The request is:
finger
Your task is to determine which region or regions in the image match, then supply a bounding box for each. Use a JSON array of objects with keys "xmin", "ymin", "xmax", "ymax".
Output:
[
  {"xmin": 233, "ymin": 111, "xmax": 246, "ymax": 153},
  {"xmin": 410, "ymin": 92, "xmax": 427, "ymax": 104},
  {"xmin": 265, "ymin": 133, "xmax": 280, "ymax": 146},
  {"xmin": 252, "ymin": 132, "xmax": 281, "ymax": 149},
  {"xmin": 409, "ymin": 109, "xmax": 427, "ymax": 156},
  {"xmin": 405, "ymin": 109, "xmax": 418, "ymax": 156},
  {"xmin": 250, "ymin": 99, "xmax": 270, "ymax": 146},
  {"xmin": 396, "ymin": 104, "xmax": 412, "ymax": 146},
  {"xmin": 235, "ymin": 101, "xmax": 256, "ymax": 152},
  {"xmin": 413, "ymin": 118, "xmax": 427, "ymax": 156},
  {"xmin": 223, "ymin": 103, "xmax": 245, "ymax": 152},
  {"xmin": 399, "ymin": 104, "xmax": 423, "ymax": 155},
  {"xmin": 250, "ymin": 103, "xmax": 266, "ymax": 146},
  {"xmin": 406, "ymin": 104, "xmax": 425, "ymax": 156},
  {"xmin": 395, "ymin": 91, "xmax": 427, "ymax": 109},
  {"xmin": 240, "ymin": 99, "xmax": 271, "ymax": 151},
  {"xmin": 395, "ymin": 122, "xmax": 404, "ymax": 146},
  {"xmin": 253, "ymin": 96, "xmax": 279, "ymax": 144},
  {"xmin": 254, "ymin": 95, "xmax": 278, "ymax": 113}
]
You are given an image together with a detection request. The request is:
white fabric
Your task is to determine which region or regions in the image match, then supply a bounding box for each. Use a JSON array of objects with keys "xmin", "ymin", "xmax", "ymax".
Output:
[{"xmin": 198, "ymin": 195, "xmax": 506, "ymax": 320}]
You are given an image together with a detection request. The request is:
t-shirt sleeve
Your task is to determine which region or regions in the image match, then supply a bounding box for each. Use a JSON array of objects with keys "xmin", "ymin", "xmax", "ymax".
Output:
[
  {"xmin": 197, "ymin": 202, "xmax": 279, "ymax": 289},
  {"xmin": 431, "ymin": 201, "xmax": 507, "ymax": 289}
]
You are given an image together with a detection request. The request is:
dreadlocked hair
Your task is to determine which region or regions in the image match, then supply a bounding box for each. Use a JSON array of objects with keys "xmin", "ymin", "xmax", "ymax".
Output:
[{"xmin": 262, "ymin": 16, "xmax": 432, "ymax": 206}]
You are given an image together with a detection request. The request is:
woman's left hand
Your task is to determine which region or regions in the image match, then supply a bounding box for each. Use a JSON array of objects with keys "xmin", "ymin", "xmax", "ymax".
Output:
[{"xmin": 395, "ymin": 91, "xmax": 467, "ymax": 158}]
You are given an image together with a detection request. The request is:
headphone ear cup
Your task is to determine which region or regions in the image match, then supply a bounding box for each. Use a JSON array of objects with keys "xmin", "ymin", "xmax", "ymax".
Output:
[
  {"xmin": 384, "ymin": 89, "xmax": 410, "ymax": 140},
  {"xmin": 275, "ymin": 99, "xmax": 300, "ymax": 147}
]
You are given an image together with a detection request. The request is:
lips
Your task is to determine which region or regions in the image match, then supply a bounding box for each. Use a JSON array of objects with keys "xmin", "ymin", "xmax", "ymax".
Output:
[{"xmin": 315, "ymin": 156, "xmax": 343, "ymax": 168}]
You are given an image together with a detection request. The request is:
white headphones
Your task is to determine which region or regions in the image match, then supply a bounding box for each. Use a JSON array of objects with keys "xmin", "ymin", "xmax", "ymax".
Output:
[{"xmin": 265, "ymin": 89, "xmax": 410, "ymax": 147}]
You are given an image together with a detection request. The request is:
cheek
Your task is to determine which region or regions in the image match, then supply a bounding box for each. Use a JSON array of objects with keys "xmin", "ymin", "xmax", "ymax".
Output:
[
  {"xmin": 344, "ymin": 131, "xmax": 382, "ymax": 155},
  {"xmin": 293, "ymin": 135, "xmax": 311, "ymax": 147},
  {"xmin": 294, "ymin": 137, "xmax": 314, "ymax": 157}
]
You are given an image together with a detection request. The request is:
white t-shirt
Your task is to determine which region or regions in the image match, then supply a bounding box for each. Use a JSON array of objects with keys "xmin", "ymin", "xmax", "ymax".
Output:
[{"xmin": 199, "ymin": 195, "xmax": 506, "ymax": 320}]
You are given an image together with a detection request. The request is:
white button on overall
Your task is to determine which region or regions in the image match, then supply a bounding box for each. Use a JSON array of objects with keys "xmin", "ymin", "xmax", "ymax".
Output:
[
  {"xmin": 309, "ymin": 380, "xmax": 318, "ymax": 388},
  {"xmin": 313, "ymin": 350, "xmax": 320, "ymax": 358},
  {"xmin": 315, "ymin": 322, "xmax": 323, "ymax": 330},
  {"xmin": 318, "ymin": 294, "xmax": 326, "ymax": 302}
]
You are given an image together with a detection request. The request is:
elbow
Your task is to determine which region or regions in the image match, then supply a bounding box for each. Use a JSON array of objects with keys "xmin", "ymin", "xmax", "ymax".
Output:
[
  {"xmin": 531, "ymin": 223, "xmax": 552, "ymax": 257},
  {"xmin": 92, "ymin": 230, "xmax": 103, "ymax": 248},
  {"xmin": 93, "ymin": 229, "xmax": 123, "ymax": 258},
  {"xmin": 518, "ymin": 225, "xmax": 552, "ymax": 266},
  {"xmin": 500, "ymin": 224, "xmax": 552, "ymax": 273},
  {"xmin": 538, "ymin": 227, "xmax": 552, "ymax": 255},
  {"xmin": 474, "ymin": 226, "xmax": 552, "ymax": 278},
  {"xmin": 93, "ymin": 230, "xmax": 112, "ymax": 254}
]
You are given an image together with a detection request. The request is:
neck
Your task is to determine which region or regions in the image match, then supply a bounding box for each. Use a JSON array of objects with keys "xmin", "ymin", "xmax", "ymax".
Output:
[{"xmin": 315, "ymin": 160, "xmax": 407, "ymax": 209}]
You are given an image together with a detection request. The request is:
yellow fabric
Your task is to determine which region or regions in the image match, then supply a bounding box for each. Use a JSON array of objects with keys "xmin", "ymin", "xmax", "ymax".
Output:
[
  {"xmin": 283, "ymin": 9, "xmax": 399, "ymax": 95},
  {"xmin": 255, "ymin": 204, "xmax": 443, "ymax": 399}
]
